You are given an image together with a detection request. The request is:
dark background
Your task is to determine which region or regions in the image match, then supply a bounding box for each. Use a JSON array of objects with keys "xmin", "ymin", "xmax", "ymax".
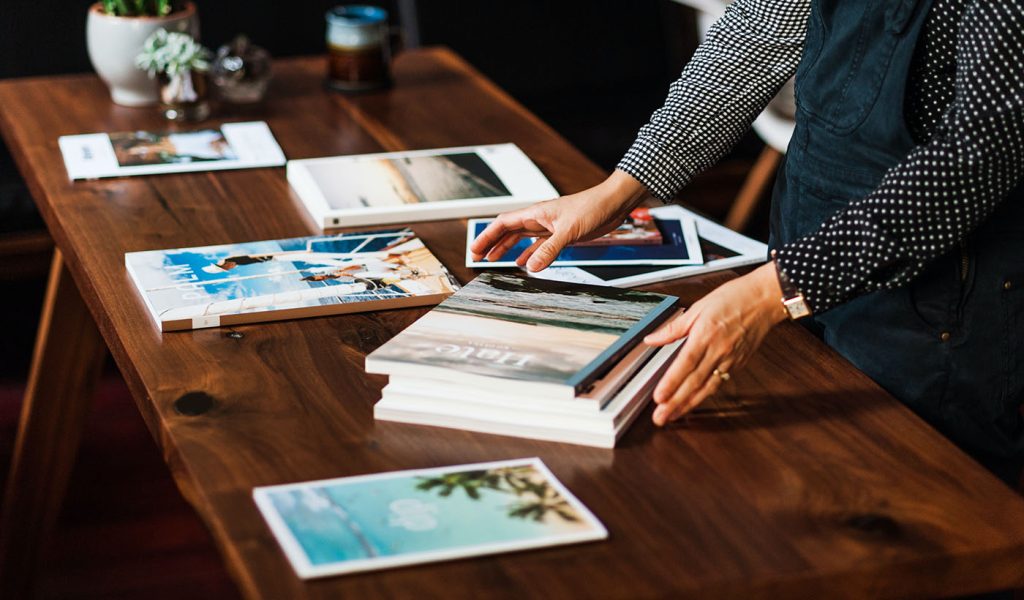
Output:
[{"xmin": 0, "ymin": 1, "xmax": 762, "ymax": 377}]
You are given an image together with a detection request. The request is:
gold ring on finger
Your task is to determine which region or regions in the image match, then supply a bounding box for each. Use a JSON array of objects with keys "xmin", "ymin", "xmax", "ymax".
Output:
[{"xmin": 713, "ymin": 368, "xmax": 731, "ymax": 382}]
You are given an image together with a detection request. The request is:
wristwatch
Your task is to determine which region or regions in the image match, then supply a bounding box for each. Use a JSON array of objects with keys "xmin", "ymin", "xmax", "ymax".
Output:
[{"xmin": 771, "ymin": 250, "xmax": 812, "ymax": 320}]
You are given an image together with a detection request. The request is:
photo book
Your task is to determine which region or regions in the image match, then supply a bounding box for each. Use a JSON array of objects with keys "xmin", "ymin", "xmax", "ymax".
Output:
[
  {"xmin": 364, "ymin": 272, "xmax": 678, "ymax": 399},
  {"xmin": 59, "ymin": 121, "xmax": 286, "ymax": 180},
  {"xmin": 465, "ymin": 213, "xmax": 702, "ymax": 268},
  {"xmin": 125, "ymin": 228, "xmax": 458, "ymax": 331},
  {"xmin": 287, "ymin": 144, "xmax": 558, "ymax": 228},
  {"xmin": 529, "ymin": 204, "xmax": 769, "ymax": 288},
  {"xmin": 375, "ymin": 337, "xmax": 684, "ymax": 448},
  {"xmin": 253, "ymin": 458, "xmax": 607, "ymax": 578}
]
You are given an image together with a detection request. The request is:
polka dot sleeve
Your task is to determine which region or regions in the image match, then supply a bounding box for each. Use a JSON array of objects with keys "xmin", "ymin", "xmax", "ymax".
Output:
[
  {"xmin": 617, "ymin": 0, "xmax": 811, "ymax": 201},
  {"xmin": 775, "ymin": 1, "xmax": 1024, "ymax": 314}
]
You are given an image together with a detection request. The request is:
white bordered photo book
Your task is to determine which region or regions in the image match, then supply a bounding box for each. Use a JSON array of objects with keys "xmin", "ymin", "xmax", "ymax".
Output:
[
  {"xmin": 465, "ymin": 212, "xmax": 702, "ymax": 268},
  {"xmin": 59, "ymin": 121, "xmax": 286, "ymax": 180},
  {"xmin": 252, "ymin": 458, "xmax": 607, "ymax": 579},
  {"xmin": 529, "ymin": 204, "xmax": 769, "ymax": 288},
  {"xmin": 125, "ymin": 228, "xmax": 458, "ymax": 331},
  {"xmin": 287, "ymin": 143, "xmax": 558, "ymax": 228}
]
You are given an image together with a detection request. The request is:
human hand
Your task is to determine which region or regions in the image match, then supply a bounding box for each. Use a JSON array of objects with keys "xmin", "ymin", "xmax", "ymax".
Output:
[
  {"xmin": 469, "ymin": 169, "xmax": 648, "ymax": 272},
  {"xmin": 644, "ymin": 262, "xmax": 788, "ymax": 426}
]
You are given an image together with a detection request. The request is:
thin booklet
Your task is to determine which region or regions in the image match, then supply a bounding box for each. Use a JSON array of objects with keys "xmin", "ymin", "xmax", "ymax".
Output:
[
  {"xmin": 531, "ymin": 204, "xmax": 769, "ymax": 288},
  {"xmin": 125, "ymin": 228, "xmax": 458, "ymax": 331},
  {"xmin": 59, "ymin": 121, "xmax": 286, "ymax": 180},
  {"xmin": 365, "ymin": 272, "xmax": 677, "ymax": 399},
  {"xmin": 253, "ymin": 458, "xmax": 607, "ymax": 579},
  {"xmin": 465, "ymin": 214, "xmax": 702, "ymax": 268},
  {"xmin": 287, "ymin": 143, "xmax": 558, "ymax": 228}
]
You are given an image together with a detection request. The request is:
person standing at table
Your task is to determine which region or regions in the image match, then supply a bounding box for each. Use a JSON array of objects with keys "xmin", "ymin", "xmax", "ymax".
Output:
[{"xmin": 471, "ymin": 1, "xmax": 1024, "ymax": 485}]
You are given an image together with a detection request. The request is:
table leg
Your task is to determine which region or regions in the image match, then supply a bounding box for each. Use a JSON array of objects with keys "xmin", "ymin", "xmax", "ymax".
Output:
[{"xmin": 0, "ymin": 249, "xmax": 106, "ymax": 598}]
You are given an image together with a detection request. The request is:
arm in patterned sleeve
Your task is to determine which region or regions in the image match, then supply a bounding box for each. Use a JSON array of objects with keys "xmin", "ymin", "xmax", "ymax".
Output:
[
  {"xmin": 774, "ymin": 1, "xmax": 1024, "ymax": 314},
  {"xmin": 617, "ymin": 0, "xmax": 810, "ymax": 200}
]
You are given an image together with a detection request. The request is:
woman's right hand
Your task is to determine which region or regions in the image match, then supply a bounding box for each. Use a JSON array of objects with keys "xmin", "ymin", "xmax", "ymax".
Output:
[{"xmin": 469, "ymin": 169, "xmax": 649, "ymax": 272}]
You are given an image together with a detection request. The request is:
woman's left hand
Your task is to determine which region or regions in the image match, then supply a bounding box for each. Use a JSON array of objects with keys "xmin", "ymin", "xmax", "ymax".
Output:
[{"xmin": 644, "ymin": 262, "xmax": 790, "ymax": 426}]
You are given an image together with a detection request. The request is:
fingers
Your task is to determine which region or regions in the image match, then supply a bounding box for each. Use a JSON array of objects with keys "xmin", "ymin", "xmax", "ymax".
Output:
[
  {"xmin": 484, "ymin": 232, "xmax": 527, "ymax": 263},
  {"xmin": 652, "ymin": 339, "xmax": 706, "ymax": 405},
  {"xmin": 525, "ymin": 231, "xmax": 571, "ymax": 272},
  {"xmin": 652, "ymin": 349, "xmax": 721, "ymax": 426},
  {"xmin": 644, "ymin": 308, "xmax": 697, "ymax": 346},
  {"xmin": 471, "ymin": 210, "xmax": 537, "ymax": 260},
  {"xmin": 515, "ymin": 237, "xmax": 546, "ymax": 267}
]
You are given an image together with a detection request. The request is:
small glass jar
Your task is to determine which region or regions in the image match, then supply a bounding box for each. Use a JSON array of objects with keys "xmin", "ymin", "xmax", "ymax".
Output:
[
  {"xmin": 159, "ymin": 69, "xmax": 211, "ymax": 121},
  {"xmin": 211, "ymin": 35, "xmax": 272, "ymax": 104}
]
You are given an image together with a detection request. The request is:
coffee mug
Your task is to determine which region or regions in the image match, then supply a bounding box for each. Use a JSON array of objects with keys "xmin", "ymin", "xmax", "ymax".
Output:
[{"xmin": 326, "ymin": 5, "xmax": 397, "ymax": 92}]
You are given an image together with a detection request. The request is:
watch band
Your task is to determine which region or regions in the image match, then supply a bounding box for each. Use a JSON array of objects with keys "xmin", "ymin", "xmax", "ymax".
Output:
[{"xmin": 770, "ymin": 250, "xmax": 812, "ymax": 320}]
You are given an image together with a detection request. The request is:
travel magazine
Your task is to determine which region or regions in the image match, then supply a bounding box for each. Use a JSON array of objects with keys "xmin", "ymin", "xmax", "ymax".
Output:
[
  {"xmin": 287, "ymin": 144, "xmax": 558, "ymax": 228},
  {"xmin": 125, "ymin": 228, "xmax": 458, "ymax": 331},
  {"xmin": 364, "ymin": 272, "xmax": 678, "ymax": 399},
  {"xmin": 59, "ymin": 121, "xmax": 286, "ymax": 180},
  {"xmin": 253, "ymin": 458, "xmax": 607, "ymax": 578}
]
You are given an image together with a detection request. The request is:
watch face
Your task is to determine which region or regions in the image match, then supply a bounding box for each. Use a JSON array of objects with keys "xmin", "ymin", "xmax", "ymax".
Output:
[{"xmin": 784, "ymin": 297, "xmax": 812, "ymax": 320}]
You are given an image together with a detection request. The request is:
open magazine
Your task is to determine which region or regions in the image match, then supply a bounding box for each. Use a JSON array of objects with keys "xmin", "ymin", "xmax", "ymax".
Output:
[{"xmin": 59, "ymin": 121, "xmax": 285, "ymax": 180}]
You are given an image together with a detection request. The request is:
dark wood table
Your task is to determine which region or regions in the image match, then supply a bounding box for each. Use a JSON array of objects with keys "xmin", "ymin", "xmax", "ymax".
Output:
[{"xmin": 1, "ymin": 49, "xmax": 1023, "ymax": 599}]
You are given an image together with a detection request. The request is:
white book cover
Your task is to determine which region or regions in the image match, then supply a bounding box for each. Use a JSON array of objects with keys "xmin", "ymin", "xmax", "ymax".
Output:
[
  {"xmin": 125, "ymin": 228, "xmax": 458, "ymax": 331},
  {"xmin": 253, "ymin": 458, "xmax": 607, "ymax": 579},
  {"xmin": 287, "ymin": 143, "xmax": 558, "ymax": 228},
  {"xmin": 465, "ymin": 215, "xmax": 703, "ymax": 268},
  {"xmin": 59, "ymin": 121, "xmax": 286, "ymax": 180},
  {"xmin": 529, "ymin": 204, "xmax": 769, "ymax": 288},
  {"xmin": 374, "ymin": 339, "xmax": 683, "ymax": 448}
]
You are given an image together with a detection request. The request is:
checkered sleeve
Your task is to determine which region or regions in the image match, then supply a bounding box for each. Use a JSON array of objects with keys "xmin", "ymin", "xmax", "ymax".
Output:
[{"xmin": 617, "ymin": 0, "xmax": 810, "ymax": 200}]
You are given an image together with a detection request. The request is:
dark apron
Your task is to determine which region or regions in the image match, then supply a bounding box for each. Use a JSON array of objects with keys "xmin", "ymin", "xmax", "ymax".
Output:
[{"xmin": 769, "ymin": 0, "xmax": 1024, "ymax": 485}]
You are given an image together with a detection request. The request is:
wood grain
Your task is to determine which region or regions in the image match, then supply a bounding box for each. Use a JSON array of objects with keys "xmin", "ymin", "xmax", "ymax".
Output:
[{"xmin": 1, "ymin": 49, "xmax": 1022, "ymax": 599}]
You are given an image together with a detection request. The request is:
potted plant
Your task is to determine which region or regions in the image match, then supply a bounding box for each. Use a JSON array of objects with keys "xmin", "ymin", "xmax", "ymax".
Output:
[
  {"xmin": 136, "ymin": 29, "xmax": 212, "ymax": 121},
  {"xmin": 86, "ymin": 1, "xmax": 199, "ymax": 106}
]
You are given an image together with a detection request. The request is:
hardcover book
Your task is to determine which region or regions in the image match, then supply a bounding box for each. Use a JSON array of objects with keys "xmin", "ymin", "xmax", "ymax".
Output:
[
  {"xmin": 364, "ymin": 272, "xmax": 677, "ymax": 399},
  {"xmin": 530, "ymin": 205, "xmax": 769, "ymax": 288},
  {"xmin": 252, "ymin": 458, "xmax": 607, "ymax": 578},
  {"xmin": 287, "ymin": 144, "xmax": 558, "ymax": 228},
  {"xmin": 125, "ymin": 228, "xmax": 458, "ymax": 331},
  {"xmin": 374, "ymin": 338, "xmax": 684, "ymax": 448},
  {"xmin": 59, "ymin": 121, "xmax": 286, "ymax": 180},
  {"xmin": 465, "ymin": 214, "xmax": 702, "ymax": 268}
]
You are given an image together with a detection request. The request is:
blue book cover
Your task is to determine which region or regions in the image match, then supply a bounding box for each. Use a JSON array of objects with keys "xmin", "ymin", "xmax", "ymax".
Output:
[
  {"xmin": 464, "ymin": 216, "xmax": 702, "ymax": 268},
  {"xmin": 125, "ymin": 228, "xmax": 458, "ymax": 331},
  {"xmin": 253, "ymin": 458, "xmax": 607, "ymax": 578}
]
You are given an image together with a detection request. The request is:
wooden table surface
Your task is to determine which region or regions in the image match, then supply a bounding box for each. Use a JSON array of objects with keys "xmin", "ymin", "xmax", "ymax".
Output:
[{"xmin": 1, "ymin": 48, "xmax": 1023, "ymax": 599}]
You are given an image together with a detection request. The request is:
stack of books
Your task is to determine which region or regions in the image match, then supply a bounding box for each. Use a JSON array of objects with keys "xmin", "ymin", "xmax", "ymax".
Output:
[{"xmin": 366, "ymin": 272, "xmax": 683, "ymax": 447}]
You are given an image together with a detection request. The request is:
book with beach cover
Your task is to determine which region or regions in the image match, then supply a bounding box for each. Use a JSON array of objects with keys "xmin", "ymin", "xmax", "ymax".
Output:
[
  {"xmin": 364, "ymin": 272, "xmax": 678, "ymax": 399},
  {"xmin": 59, "ymin": 121, "xmax": 285, "ymax": 180},
  {"xmin": 253, "ymin": 458, "xmax": 607, "ymax": 578},
  {"xmin": 125, "ymin": 228, "xmax": 458, "ymax": 331},
  {"xmin": 287, "ymin": 144, "xmax": 558, "ymax": 228}
]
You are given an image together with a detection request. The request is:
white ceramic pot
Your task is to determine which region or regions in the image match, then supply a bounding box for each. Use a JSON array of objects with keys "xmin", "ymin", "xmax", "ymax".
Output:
[{"xmin": 86, "ymin": 2, "xmax": 199, "ymax": 107}]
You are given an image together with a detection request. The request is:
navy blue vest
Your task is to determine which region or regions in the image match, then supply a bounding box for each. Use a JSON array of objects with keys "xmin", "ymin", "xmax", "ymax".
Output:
[{"xmin": 769, "ymin": 0, "xmax": 1024, "ymax": 482}]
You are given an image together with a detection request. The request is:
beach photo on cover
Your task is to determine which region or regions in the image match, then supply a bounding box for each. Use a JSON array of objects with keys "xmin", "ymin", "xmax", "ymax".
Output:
[
  {"xmin": 308, "ymin": 151, "xmax": 512, "ymax": 210},
  {"xmin": 370, "ymin": 272, "xmax": 669, "ymax": 384},
  {"xmin": 263, "ymin": 462, "xmax": 594, "ymax": 569},
  {"xmin": 128, "ymin": 229, "xmax": 455, "ymax": 323},
  {"xmin": 110, "ymin": 128, "xmax": 238, "ymax": 167}
]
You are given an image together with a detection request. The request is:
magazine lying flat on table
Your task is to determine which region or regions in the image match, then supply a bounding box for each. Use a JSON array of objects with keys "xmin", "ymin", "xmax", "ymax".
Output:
[
  {"xmin": 253, "ymin": 458, "xmax": 607, "ymax": 578},
  {"xmin": 530, "ymin": 204, "xmax": 769, "ymax": 288},
  {"xmin": 287, "ymin": 144, "xmax": 558, "ymax": 228},
  {"xmin": 465, "ymin": 214, "xmax": 702, "ymax": 268},
  {"xmin": 125, "ymin": 228, "xmax": 458, "ymax": 331},
  {"xmin": 365, "ymin": 272, "xmax": 678, "ymax": 399},
  {"xmin": 59, "ymin": 121, "xmax": 286, "ymax": 180}
]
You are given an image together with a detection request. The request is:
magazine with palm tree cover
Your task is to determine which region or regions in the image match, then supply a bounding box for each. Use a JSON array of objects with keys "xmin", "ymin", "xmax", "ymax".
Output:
[
  {"xmin": 252, "ymin": 458, "xmax": 607, "ymax": 579},
  {"xmin": 125, "ymin": 228, "xmax": 458, "ymax": 331},
  {"xmin": 365, "ymin": 272, "xmax": 677, "ymax": 399}
]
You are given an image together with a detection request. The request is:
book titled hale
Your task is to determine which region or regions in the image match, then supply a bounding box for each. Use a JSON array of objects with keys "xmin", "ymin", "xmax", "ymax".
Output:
[
  {"xmin": 125, "ymin": 228, "xmax": 458, "ymax": 331},
  {"xmin": 288, "ymin": 144, "xmax": 558, "ymax": 228},
  {"xmin": 253, "ymin": 458, "xmax": 607, "ymax": 578},
  {"xmin": 365, "ymin": 272, "xmax": 678, "ymax": 399}
]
